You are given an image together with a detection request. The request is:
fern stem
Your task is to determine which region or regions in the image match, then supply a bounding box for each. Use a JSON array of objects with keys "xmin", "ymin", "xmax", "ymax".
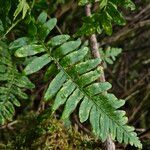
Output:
[
  {"xmin": 0, "ymin": 19, "xmax": 21, "ymax": 40},
  {"xmin": 85, "ymin": 3, "xmax": 115, "ymax": 150}
]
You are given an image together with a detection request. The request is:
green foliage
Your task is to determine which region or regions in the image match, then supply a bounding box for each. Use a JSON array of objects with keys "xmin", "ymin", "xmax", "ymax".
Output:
[
  {"xmin": 79, "ymin": 0, "xmax": 135, "ymax": 9},
  {"xmin": 100, "ymin": 47, "xmax": 122, "ymax": 65},
  {"xmin": 0, "ymin": 20, "xmax": 4, "ymax": 35},
  {"xmin": 110, "ymin": 0, "xmax": 136, "ymax": 10},
  {"xmin": 0, "ymin": 41, "xmax": 34, "ymax": 125},
  {"xmin": 0, "ymin": 0, "xmax": 146, "ymax": 148},
  {"xmin": 0, "ymin": 0, "xmax": 30, "ymax": 37},
  {"xmin": 14, "ymin": 0, "xmax": 30, "ymax": 20},
  {"xmin": 78, "ymin": 0, "xmax": 95, "ymax": 6},
  {"xmin": 12, "ymin": 12, "xmax": 142, "ymax": 148},
  {"xmin": 77, "ymin": 0, "xmax": 135, "ymax": 36},
  {"xmin": 0, "ymin": 0, "xmax": 11, "ymax": 35}
]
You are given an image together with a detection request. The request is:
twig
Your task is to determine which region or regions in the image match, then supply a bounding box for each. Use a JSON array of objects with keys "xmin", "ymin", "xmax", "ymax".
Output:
[
  {"xmin": 121, "ymin": 73, "xmax": 149, "ymax": 98},
  {"xmin": 31, "ymin": 0, "xmax": 35, "ymax": 9},
  {"xmin": 125, "ymin": 90, "xmax": 139, "ymax": 101},
  {"xmin": 134, "ymin": 111, "xmax": 148, "ymax": 125},
  {"xmin": 0, "ymin": 120, "xmax": 18, "ymax": 130},
  {"xmin": 139, "ymin": 128, "xmax": 150, "ymax": 139},
  {"xmin": 0, "ymin": 19, "xmax": 21, "ymax": 40},
  {"xmin": 55, "ymin": 0, "xmax": 75, "ymax": 19},
  {"xmin": 129, "ymin": 87, "xmax": 150, "ymax": 123},
  {"xmin": 85, "ymin": 4, "xmax": 115, "ymax": 150},
  {"xmin": 99, "ymin": 19, "xmax": 150, "ymax": 47},
  {"xmin": 73, "ymin": 114, "xmax": 91, "ymax": 135},
  {"xmin": 134, "ymin": 4, "xmax": 150, "ymax": 20}
]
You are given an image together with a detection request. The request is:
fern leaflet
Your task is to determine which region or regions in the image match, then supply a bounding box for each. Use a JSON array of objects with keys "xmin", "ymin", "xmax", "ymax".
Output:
[{"xmin": 0, "ymin": 41, "xmax": 34, "ymax": 125}]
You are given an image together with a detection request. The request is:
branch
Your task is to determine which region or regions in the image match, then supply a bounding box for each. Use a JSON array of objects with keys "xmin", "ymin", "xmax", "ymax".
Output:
[
  {"xmin": 73, "ymin": 113, "xmax": 91, "ymax": 135},
  {"xmin": 99, "ymin": 20, "xmax": 150, "ymax": 47},
  {"xmin": 139, "ymin": 128, "xmax": 150, "ymax": 139},
  {"xmin": 0, "ymin": 120, "xmax": 18, "ymax": 130},
  {"xmin": 85, "ymin": 4, "xmax": 115, "ymax": 150}
]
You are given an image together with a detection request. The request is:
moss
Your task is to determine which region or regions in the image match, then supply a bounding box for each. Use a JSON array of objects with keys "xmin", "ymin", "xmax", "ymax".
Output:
[{"xmin": 0, "ymin": 111, "xmax": 101, "ymax": 150}]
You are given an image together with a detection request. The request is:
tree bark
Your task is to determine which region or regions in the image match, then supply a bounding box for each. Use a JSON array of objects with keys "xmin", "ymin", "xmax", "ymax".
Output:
[{"xmin": 85, "ymin": 4, "xmax": 115, "ymax": 150}]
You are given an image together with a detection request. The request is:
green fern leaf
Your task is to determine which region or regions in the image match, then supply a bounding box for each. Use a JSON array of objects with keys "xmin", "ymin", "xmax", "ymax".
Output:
[
  {"xmin": 38, "ymin": 18, "xmax": 57, "ymax": 41},
  {"xmin": 13, "ymin": 15, "xmax": 142, "ymax": 148},
  {"xmin": 99, "ymin": 0, "xmax": 108, "ymax": 9},
  {"xmin": 37, "ymin": 11, "xmax": 48, "ymax": 24},
  {"xmin": 107, "ymin": 2, "xmax": 126, "ymax": 25},
  {"xmin": 24, "ymin": 54, "xmax": 51, "ymax": 75},
  {"xmin": 53, "ymin": 39, "xmax": 81, "ymax": 58},
  {"xmin": 9, "ymin": 37, "xmax": 33, "ymax": 50},
  {"xmin": 15, "ymin": 44, "xmax": 45, "ymax": 57},
  {"xmin": 48, "ymin": 35, "xmax": 70, "ymax": 46},
  {"xmin": 100, "ymin": 47, "xmax": 122, "ymax": 65},
  {"xmin": 45, "ymin": 71, "xmax": 67, "ymax": 100},
  {"xmin": 52, "ymin": 80, "xmax": 76, "ymax": 113},
  {"xmin": 14, "ymin": 0, "xmax": 29, "ymax": 20},
  {"xmin": 62, "ymin": 89, "xmax": 84, "ymax": 119},
  {"xmin": 0, "ymin": 42, "xmax": 34, "ymax": 125},
  {"xmin": 79, "ymin": 97, "xmax": 93, "ymax": 123}
]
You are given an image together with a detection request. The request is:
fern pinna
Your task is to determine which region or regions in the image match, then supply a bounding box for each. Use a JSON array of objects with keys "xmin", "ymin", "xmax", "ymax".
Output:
[
  {"xmin": 0, "ymin": 41, "xmax": 34, "ymax": 125},
  {"xmin": 12, "ymin": 12, "xmax": 142, "ymax": 148}
]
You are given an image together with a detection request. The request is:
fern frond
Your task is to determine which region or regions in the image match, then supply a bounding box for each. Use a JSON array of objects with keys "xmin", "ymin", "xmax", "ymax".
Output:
[
  {"xmin": 0, "ymin": 42, "xmax": 34, "ymax": 125},
  {"xmin": 13, "ymin": 13, "xmax": 142, "ymax": 148},
  {"xmin": 99, "ymin": 47, "xmax": 122, "ymax": 65}
]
